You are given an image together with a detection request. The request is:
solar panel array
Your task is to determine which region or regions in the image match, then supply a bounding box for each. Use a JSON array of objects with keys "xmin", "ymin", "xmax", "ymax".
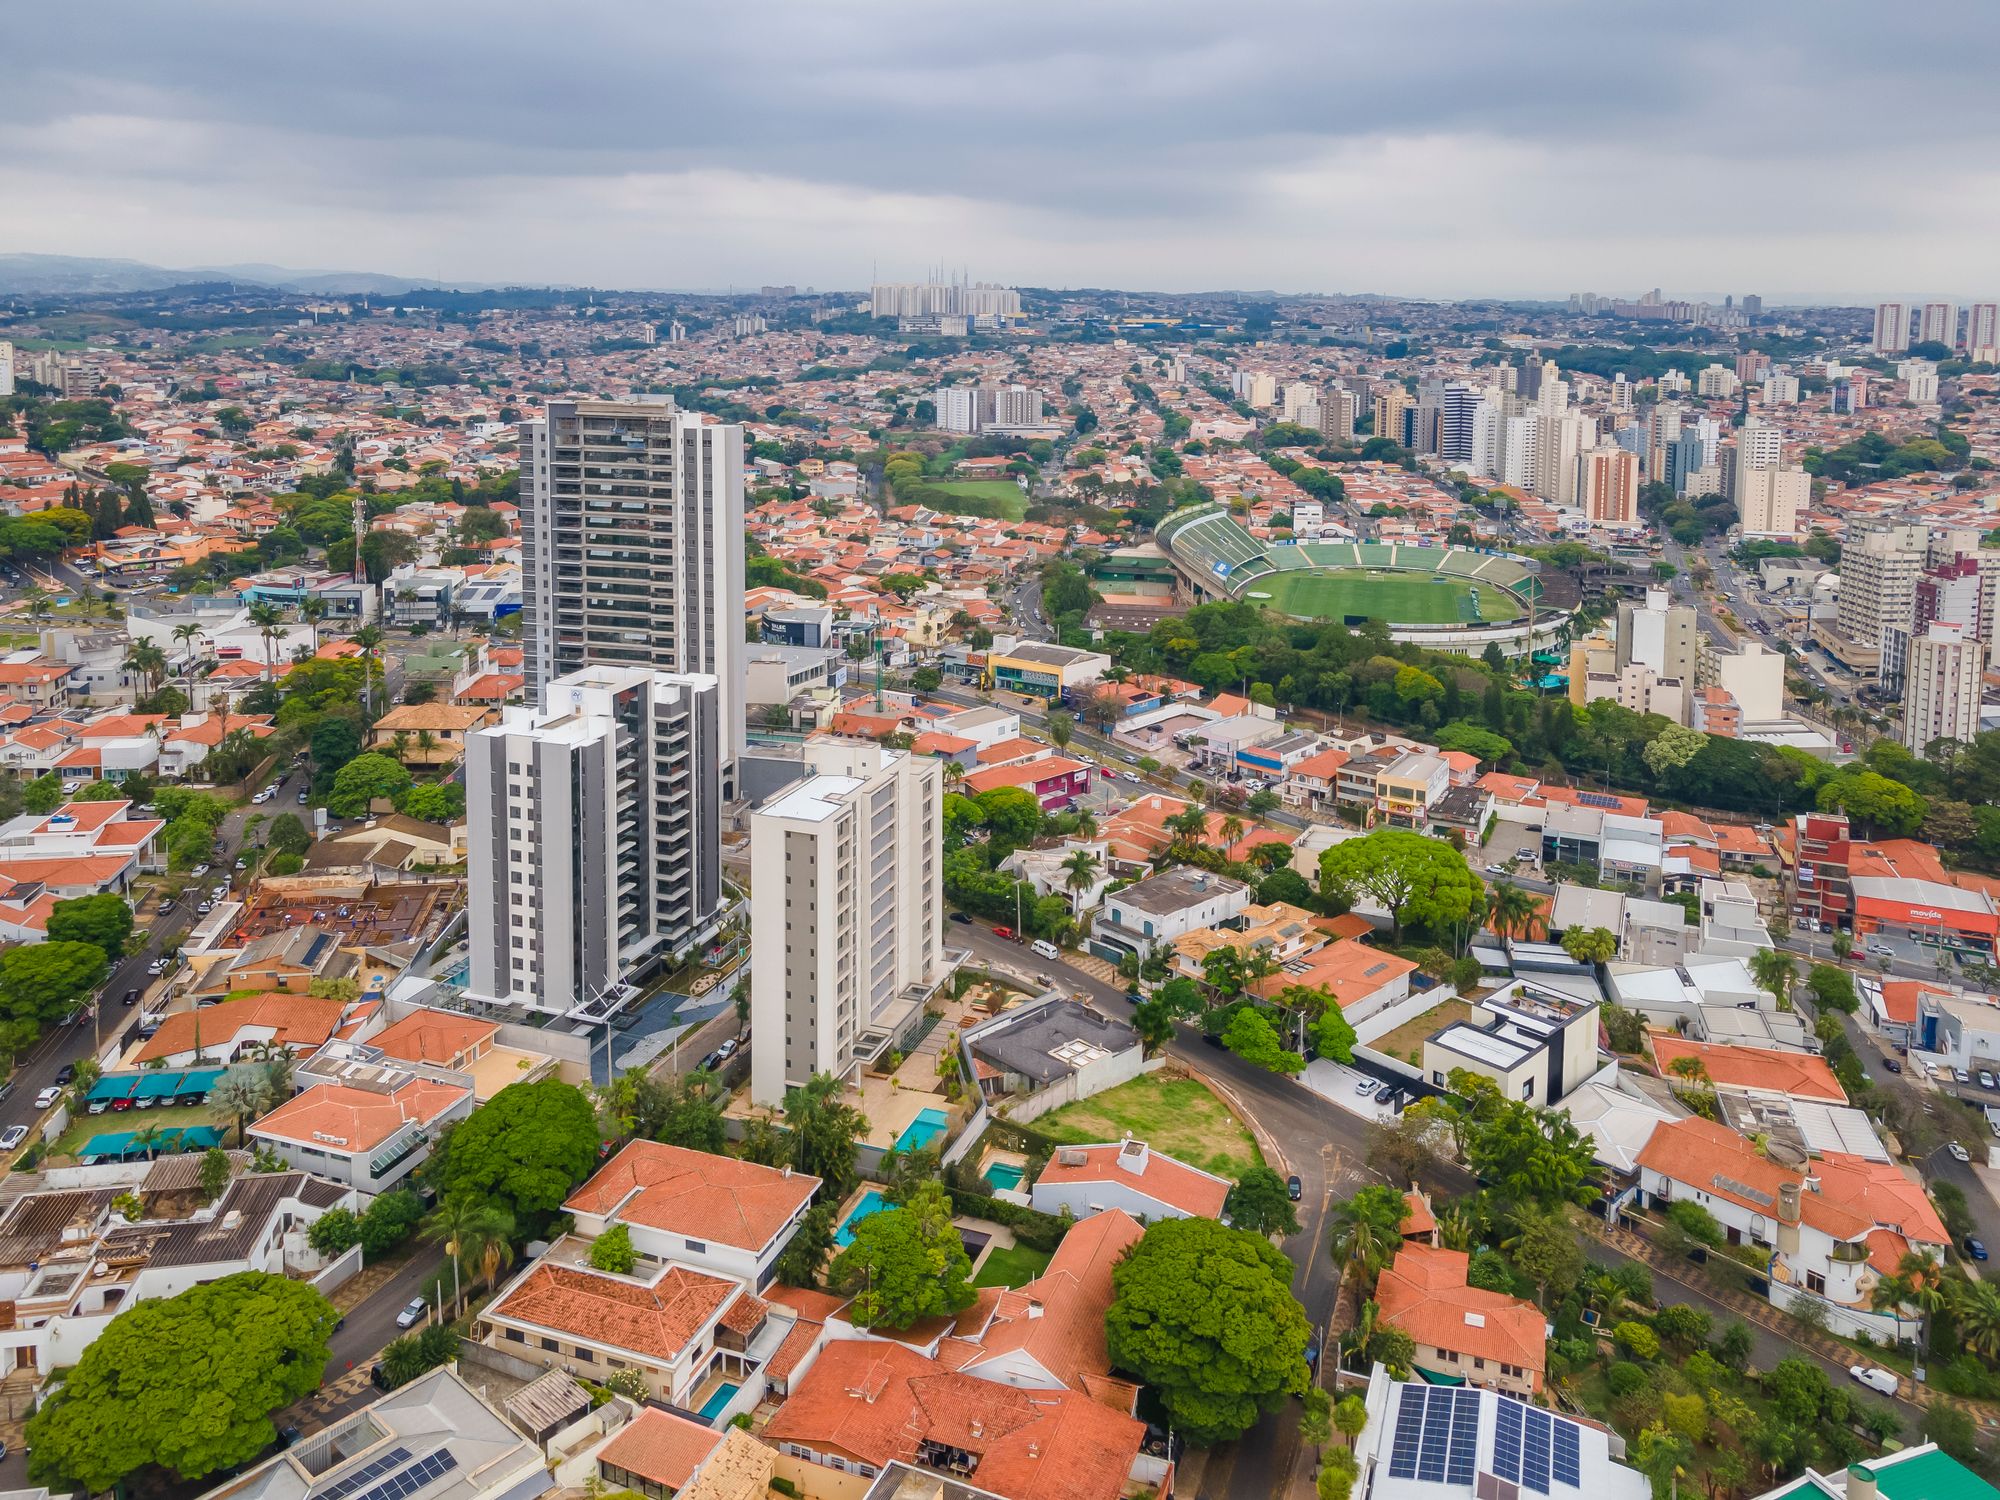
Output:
[
  {"xmin": 1385, "ymin": 1385, "xmax": 1482, "ymax": 1485},
  {"xmin": 1490, "ymin": 1395, "xmax": 1587, "ymax": 1493},
  {"xmin": 350, "ymin": 1450, "xmax": 459, "ymax": 1500},
  {"xmin": 315, "ymin": 1448, "xmax": 413, "ymax": 1500}
]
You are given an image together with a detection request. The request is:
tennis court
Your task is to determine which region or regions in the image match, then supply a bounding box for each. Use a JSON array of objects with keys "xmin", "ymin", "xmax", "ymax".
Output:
[{"xmin": 1260, "ymin": 568, "xmax": 1525, "ymax": 625}]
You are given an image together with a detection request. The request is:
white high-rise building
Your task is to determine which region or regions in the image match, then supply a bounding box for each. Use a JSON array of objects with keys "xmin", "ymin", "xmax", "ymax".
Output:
[
  {"xmin": 749, "ymin": 740, "xmax": 946, "ymax": 1107},
  {"xmin": 1438, "ymin": 382, "xmax": 1484, "ymax": 466},
  {"xmin": 1968, "ymin": 303, "xmax": 1999, "ymax": 361},
  {"xmin": 1232, "ymin": 370, "xmax": 1277, "ymax": 409},
  {"xmin": 1499, "ymin": 414, "xmax": 1540, "ymax": 491},
  {"xmin": 464, "ymin": 666, "xmax": 723, "ymax": 1019},
  {"xmin": 1836, "ymin": 523, "xmax": 1931, "ymax": 659},
  {"xmin": 1469, "ymin": 396, "xmax": 1504, "ymax": 479},
  {"xmin": 1903, "ymin": 622, "xmax": 1985, "ymax": 752},
  {"xmin": 0, "ymin": 341, "xmax": 13, "ymax": 398},
  {"xmin": 1696, "ymin": 364, "xmax": 1740, "ymax": 399},
  {"xmin": 1533, "ymin": 412, "xmax": 1592, "ymax": 506},
  {"xmin": 1737, "ymin": 420, "xmax": 1784, "ymax": 472},
  {"xmin": 1920, "ymin": 302, "xmax": 1957, "ymax": 348},
  {"xmin": 521, "ymin": 398, "xmax": 746, "ymax": 792},
  {"xmin": 1873, "ymin": 302, "xmax": 1911, "ymax": 355},
  {"xmin": 1736, "ymin": 467, "xmax": 1809, "ymax": 538},
  {"xmin": 1904, "ymin": 360, "xmax": 1940, "ymax": 405},
  {"xmin": 1282, "ymin": 381, "xmax": 1320, "ymax": 425},
  {"xmin": 1618, "ymin": 588, "xmax": 1701, "ymax": 690},
  {"xmin": 1762, "ymin": 372, "xmax": 1800, "ymax": 407},
  {"xmin": 935, "ymin": 384, "xmax": 1043, "ymax": 434},
  {"xmin": 871, "ymin": 281, "xmax": 1020, "ymax": 319},
  {"xmin": 1609, "ymin": 373, "xmax": 1633, "ymax": 413},
  {"xmin": 1318, "ymin": 387, "xmax": 1358, "ymax": 445}
]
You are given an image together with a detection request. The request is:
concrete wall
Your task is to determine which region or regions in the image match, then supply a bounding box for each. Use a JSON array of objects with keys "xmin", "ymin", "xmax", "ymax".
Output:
[{"xmin": 998, "ymin": 1054, "xmax": 1160, "ymax": 1125}]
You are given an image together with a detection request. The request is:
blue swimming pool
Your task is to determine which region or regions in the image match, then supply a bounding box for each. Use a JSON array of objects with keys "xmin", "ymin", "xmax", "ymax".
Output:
[
  {"xmin": 697, "ymin": 1380, "xmax": 740, "ymax": 1422},
  {"xmin": 985, "ymin": 1162, "xmax": 1025, "ymax": 1191},
  {"xmin": 893, "ymin": 1107, "xmax": 948, "ymax": 1156},
  {"xmin": 834, "ymin": 1189, "xmax": 889, "ymax": 1247}
]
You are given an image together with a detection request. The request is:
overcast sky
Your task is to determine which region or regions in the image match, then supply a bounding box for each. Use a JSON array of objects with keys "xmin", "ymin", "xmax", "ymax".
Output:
[{"xmin": 11, "ymin": 2, "xmax": 1998, "ymax": 302}]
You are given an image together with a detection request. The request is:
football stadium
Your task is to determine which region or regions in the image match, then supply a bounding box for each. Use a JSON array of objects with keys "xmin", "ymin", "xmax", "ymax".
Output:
[{"xmin": 1158, "ymin": 505, "xmax": 1573, "ymax": 656}]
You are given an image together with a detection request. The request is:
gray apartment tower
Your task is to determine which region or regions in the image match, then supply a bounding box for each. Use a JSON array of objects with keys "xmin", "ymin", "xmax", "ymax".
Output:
[
  {"xmin": 463, "ymin": 665, "xmax": 723, "ymax": 1019},
  {"xmin": 522, "ymin": 397, "xmax": 747, "ymax": 793}
]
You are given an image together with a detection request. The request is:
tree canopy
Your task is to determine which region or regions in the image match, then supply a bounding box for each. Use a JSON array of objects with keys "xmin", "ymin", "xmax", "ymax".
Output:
[
  {"xmin": 27, "ymin": 1272, "xmax": 337, "ymax": 1491},
  {"xmin": 827, "ymin": 1181, "xmax": 975, "ymax": 1329},
  {"xmin": 45, "ymin": 893, "xmax": 134, "ymax": 962},
  {"xmin": 1105, "ymin": 1216, "xmax": 1312, "ymax": 1445},
  {"xmin": 438, "ymin": 1078, "xmax": 599, "ymax": 1230},
  {"xmin": 1319, "ymin": 828, "xmax": 1483, "ymax": 942}
]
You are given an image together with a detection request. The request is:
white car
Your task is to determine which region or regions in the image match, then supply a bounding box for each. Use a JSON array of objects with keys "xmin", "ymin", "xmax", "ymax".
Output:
[
  {"xmin": 395, "ymin": 1297, "xmax": 428, "ymax": 1329},
  {"xmin": 1355, "ymin": 1076, "xmax": 1378, "ymax": 1095},
  {"xmin": 145, "ymin": 958, "xmax": 166, "ymax": 976},
  {"xmin": 0, "ymin": 1125, "xmax": 26, "ymax": 1152},
  {"xmin": 1485, "ymin": 863, "xmax": 1508, "ymax": 875},
  {"xmin": 33, "ymin": 1086, "xmax": 61, "ymax": 1110},
  {"xmin": 1949, "ymin": 1142, "xmax": 1972, "ymax": 1163},
  {"xmin": 1848, "ymin": 1365, "xmax": 1899, "ymax": 1397}
]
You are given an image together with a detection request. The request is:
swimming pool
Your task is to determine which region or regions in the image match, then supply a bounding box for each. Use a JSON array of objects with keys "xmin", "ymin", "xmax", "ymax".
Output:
[
  {"xmin": 984, "ymin": 1162, "xmax": 1025, "ymax": 1191},
  {"xmin": 834, "ymin": 1189, "xmax": 889, "ymax": 1247},
  {"xmin": 892, "ymin": 1107, "xmax": 948, "ymax": 1156},
  {"xmin": 696, "ymin": 1380, "xmax": 740, "ymax": 1422}
]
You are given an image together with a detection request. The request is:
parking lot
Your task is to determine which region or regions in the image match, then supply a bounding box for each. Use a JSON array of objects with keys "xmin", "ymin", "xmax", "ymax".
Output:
[{"xmin": 1481, "ymin": 821, "xmax": 1545, "ymax": 873}]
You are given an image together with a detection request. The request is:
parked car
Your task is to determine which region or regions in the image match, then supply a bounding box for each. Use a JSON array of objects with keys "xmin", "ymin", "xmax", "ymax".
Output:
[
  {"xmin": 1355, "ymin": 1076, "xmax": 1377, "ymax": 1095},
  {"xmin": 0, "ymin": 1125, "xmax": 27, "ymax": 1152},
  {"xmin": 948, "ymin": 912, "xmax": 972, "ymax": 924},
  {"xmin": 395, "ymin": 1297, "xmax": 428, "ymax": 1329},
  {"xmin": 1286, "ymin": 1174, "xmax": 1302, "ymax": 1202},
  {"xmin": 191, "ymin": 863, "xmax": 210, "ymax": 878},
  {"xmin": 158, "ymin": 898, "xmax": 176, "ymax": 914},
  {"xmin": 1485, "ymin": 863, "xmax": 1508, "ymax": 875},
  {"xmin": 1848, "ymin": 1365, "xmax": 1899, "ymax": 1396},
  {"xmin": 297, "ymin": 790, "xmax": 310, "ymax": 803},
  {"xmin": 1949, "ymin": 1142, "xmax": 1972, "ymax": 1163},
  {"xmin": 55, "ymin": 1063, "xmax": 73, "ymax": 1086},
  {"xmin": 1968, "ymin": 1237, "xmax": 1989, "ymax": 1262},
  {"xmin": 33, "ymin": 1087, "xmax": 61, "ymax": 1110},
  {"xmin": 715, "ymin": 1038, "xmax": 740, "ymax": 1062},
  {"xmin": 1883, "ymin": 1057, "xmax": 1902, "ymax": 1073},
  {"xmin": 145, "ymin": 959, "xmax": 166, "ymax": 976},
  {"xmin": 991, "ymin": 926, "xmax": 1014, "ymax": 940},
  {"xmin": 1981, "ymin": 1070, "xmax": 1996, "ymax": 1090}
]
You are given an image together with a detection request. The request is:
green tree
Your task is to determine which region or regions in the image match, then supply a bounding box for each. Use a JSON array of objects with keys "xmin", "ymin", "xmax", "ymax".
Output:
[
  {"xmin": 25, "ymin": 1272, "xmax": 337, "ymax": 1491},
  {"xmin": 329, "ymin": 751, "xmax": 413, "ymax": 817},
  {"xmin": 1104, "ymin": 1216, "xmax": 1311, "ymax": 1446},
  {"xmin": 1510, "ymin": 1207, "xmax": 1585, "ymax": 1307},
  {"xmin": 1222, "ymin": 1006, "xmax": 1304, "ymax": 1073},
  {"xmin": 266, "ymin": 812, "xmax": 313, "ymax": 856},
  {"xmin": 588, "ymin": 1222, "xmax": 636, "ymax": 1274},
  {"xmin": 1807, "ymin": 963, "xmax": 1857, "ymax": 1013},
  {"xmin": 1311, "ymin": 1001, "xmax": 1357, "ymax": 1064},
  {"xmin": 1816, "ymin": 769, "xmax": 1926, "ymax": 838},
  {"xmin": 974, "ymin": 785, "xmax": 1043, "ymax": 849},
  {"xmin": 1749, "ymin": 948, "xmax": 1797, "ymax": 1010},
  {"xmin": 1225, "ymin": 1166, "xmax": 1302, "ymax": 1237},
  {"xmin": 359, "ymin": 1188, "xmax": 425, "ymax": 1258},
  {"xmin": 783, "ymin": 1073, "xmax": 869, "ymax": 1201},
  {"xmin": 45, "ymin": 893, "xmax": 134, "ymax": 962},
  {"xmin": 1613, "ymin": 1320, "xmax": 1661, "ymax": 1360},
  {"xmin": 0, "ymin": 940, "xmax": 107, "ymax": 1029},
  {"xmin": 399, "ymin": 782, "xmax": 465, "ymax": 824},
  {"xmin": 307, "ymin": 1207, "xmax": 361, "ymax": 1258},
  {"xmin": 439, "ymin": 1078, "xmax": 600, "ymax": 1232},
  {"xmin": 827, "ymin": 1181, "xmax": 974, "ymax": 1329},
  {"xmin": 773, "ymin": 1202, "xmax": 837, "ymax": 1289},
  {"xmin": 22, "ymin": 772, "xmax": 62, "ymax": 815},
  {"xmin": 1328, "ymin": 1185, "xmax": 1410, "ymax": 1294},
  {"xmin": 1130, "ymin": 995, "xmax": 1178, "ymax": 1053},
  {"xmin": 1319, "ymin": 829, "xmax": 1482, "ymax": 943},
  {"xmin": 1559, "ymin": 925, "xmax": 1617, "ymax": 964}
]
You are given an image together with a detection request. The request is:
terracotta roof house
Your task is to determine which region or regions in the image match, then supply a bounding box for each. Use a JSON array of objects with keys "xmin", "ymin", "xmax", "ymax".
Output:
[
  {"xmin": 1029, "ymin": 1138, "xmax": 1228, "ymax": 1223},
  {"xmin": 132, "ymin": 992, "xmax": 350, "ymax": 1068},
  {"xmin": 760, "ymin": 1339, "xmax": 1149, "ymax": 1500},
  {"xmin": 566, "ymin": 1140, "xmax": 823, "ymax": 1289},
  {"xmin": 247, "ymin": 1075, "xmax": 473, "ymax": 1197},
  {"xmin": 1374, "ymin": 1242, "xmax": 1548, "ymax": 1396},
  {"xmin": 954, "ymin": 1208, "xmax": 1142, "ymax": 1394},
  {"xmin": 1649, "ymin": 1033, "xmax": 1847, "ymax": 1104}
]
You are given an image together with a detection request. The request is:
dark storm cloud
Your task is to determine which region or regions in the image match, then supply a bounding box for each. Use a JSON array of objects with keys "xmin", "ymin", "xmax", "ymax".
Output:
[{"xmin": 7, "ymin": 1, "xmax": 1998, "ymax": 295}]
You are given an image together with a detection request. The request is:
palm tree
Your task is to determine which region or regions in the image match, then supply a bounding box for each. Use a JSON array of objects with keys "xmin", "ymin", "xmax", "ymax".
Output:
[
  {"xmin": 1434, "ymin": 1202, "xmax": 1480, "ymax": 1252},
  {"xmin": 123, "ymin": 640, "xmax": 168, "ymax": 700},
  {"xmin": 1487, "ymin": 882, "xmax": 1538, "ymax": 942},
  {"xmin": 208, "ymin": 1065, "xmax": 278, "ymax": 1145},
  {"xmin": 421, "ymin": 1197, "xmax": 517, "ymax": 1319},
  {"xmin": 1218, "ymin": 814, "xmax": 1245, "ymax": 850},
  {"xmin": 941, "ymin": 760, "xmax": 964, "ymax": 791},
  {"xmin": 1060, "ymin": 849, "xmax": 1100, "ymax": 912},
  {"xmin": 1749, "ymin": 948, "xmax": 1797, "ymax": 1011},
  {"xmin": 352, "ymin": 624, "xmax": 385, "ymax": 717},
  {"xmin": 300, "ymin": 597, "xmax": 328, "ymax": 653},
  {"xmin": 1165, "ymin": 804, "xmax": 1209, "ymax": 841},
  {"xmin": 1951, "ymin": 1277, "xmax": 2000, "ymax": 1360},
  {"xmin": 247, "ymin": 601, "xmax": 285, "ymax": 682},
  {"xmin": 171, "ymin": 622, "xmax": 205, "ymax": 679}
]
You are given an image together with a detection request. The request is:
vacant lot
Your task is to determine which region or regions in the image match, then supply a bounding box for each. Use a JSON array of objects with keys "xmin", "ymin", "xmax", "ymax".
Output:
[
  {"xmin": 926, "ymin": 479, "xmax": 1027, "ymax": 519},
  {"xmin": 1368, "ymin": 999, "xmax": 1472, "ymax": 1066},
  {"xmin": 1260, "ymin": 569, "xmax": 1523, "ymax": 624},
  {"xmin": 1037, "ymin": 1072, "xmax": 1261, "ymax": 1179}
]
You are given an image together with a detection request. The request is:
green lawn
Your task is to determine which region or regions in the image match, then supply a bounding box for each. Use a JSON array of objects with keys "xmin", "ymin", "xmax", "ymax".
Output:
[
  {"xmin": 1037, "ymin": 1074, "xmax": 1262, "ymax": 1179},
  {"xmin": 46, "ymin": 1102, "xmax": 230, "ymax": 1165},
  {"xmin": 1258, "ymin": 568, "xmax": 1524, "ymax": 624},
  {"xmin": 973, "ymin": 1244, "xmax": 1053, "ymax": 1288},
  {"xmin": 925, "ymin": 480, "xmax": 1027, "ymax": 519}
]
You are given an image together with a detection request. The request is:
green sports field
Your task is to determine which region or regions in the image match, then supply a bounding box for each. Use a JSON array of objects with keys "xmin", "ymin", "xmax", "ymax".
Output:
[
  {"xmin": 1256, "ymin": 568, "xmax": 1525, "ymax": 624},
  {"xmin": 926, "ymin": 479, "xmax": 1027, "ymax": 519}
]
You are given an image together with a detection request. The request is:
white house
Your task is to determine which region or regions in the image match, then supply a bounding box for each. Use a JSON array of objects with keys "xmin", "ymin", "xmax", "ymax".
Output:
[
  {"xmin": 1030, "ymin": 1139, "xmax": 1229, "ymax": 1223},
  {"xmin": 1088, "ymin": 867, "xmax": 1251, "ymax": 964}
]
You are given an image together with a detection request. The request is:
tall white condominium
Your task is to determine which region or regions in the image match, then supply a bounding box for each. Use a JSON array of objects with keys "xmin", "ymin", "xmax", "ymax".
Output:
[
  {"xmin": 749, "ymin": 740, "xmax": 945, "ymax": 1108},
  {"xmin": 1902, "ymin": 622, "xmax": 1985, "ymax": 752},
  {"xmin": 521, "ymin": 397, "xmax": 746, "ymax": 790},
  {"xmin": 1969, "ymin": 303, "xmax": 2000, "ymax": 361},
  {"xmin": 1281, "ymin": 381, "xmax": 1320, "ymax": 425},
  {"xmin": 1762, "ymin": 371, "xmax": 1800, "ymax": 406},
  {"xmin": 1920, "ymin": 302, "xmax": 1957, "ymax": 348},
  {"xmin": 1836, "ymin": 523, "xmax": 1930, "ymax": 658},
  {"xmin": 1873, "ymin": 302, "xmax": 1910, "ymax": 355},
  {"xmin": 1317, "ymin": 387, "xmax": 1358, "ymax": 445},
  {"xmin": 1617, "ymin": 588, "xmax": 1700, "ymax": 686},
  {"xmin": 464, "ymin": 665, "xmax": 722, "ymax": 1018},
  {"xmin": 0, "ymin": 341, "xmax": 13, "ymax": 397},
  {"xmin": 1736, "ymin": 467, "xmax": 1809, "ymax": 538}
]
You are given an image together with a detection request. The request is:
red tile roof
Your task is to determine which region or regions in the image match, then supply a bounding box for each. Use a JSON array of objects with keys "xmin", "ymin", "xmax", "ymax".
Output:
[
  {"xmin": 1650, "ymin": 1033, "xmax": 1846, "ymax": 1103},
  {"xmin": 1032, "ymin": 1141, "xmax": 1228, "ymax": 1219},
  {"xmin": 1376, "ymin": 1243, "xmax": 1546, "ymax": 1385},
  {"xmin": 566, "ymin": 1139, "xmax": 821, "ymax": 1254},
  {"xmin": 594, "ymin": 1407, "xmax": 723, "ymax": 1490},
  {"xmin": 489, "ymin": 1261, "xmax": 737, "ymax": 1363},
  {"xmin": 761, "ymin": 1340, "xmax": 1145, "ymax": 1500},
  {"xmin": 963, "ymin": 1208, "xmax": 1141, "ymax": 1390}
]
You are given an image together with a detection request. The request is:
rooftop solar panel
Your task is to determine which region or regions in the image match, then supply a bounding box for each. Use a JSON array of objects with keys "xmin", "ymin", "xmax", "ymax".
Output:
[
  {"xmin": 1447, "ymin": 1386, "xmax": 1481, "ymax": 1484},
  {"xmin": 1492, "ymin": 1398, "xmax": 1523, "ymax": 1484},
  {"xmin": 1389, "ymin": 1385, "xmax": 1427, "ymax": 1479},
  {"xmin": 1522, "ymin": 1406, "xmax": 1552, "ymax": 1494},
  {"xmin": 315, "ymin": 1449, "xmax": 413, "ymax": 1500},
  {"xmin": 1552, "ymin": 1421, "xmax": 1581, "ymax": 1488}
]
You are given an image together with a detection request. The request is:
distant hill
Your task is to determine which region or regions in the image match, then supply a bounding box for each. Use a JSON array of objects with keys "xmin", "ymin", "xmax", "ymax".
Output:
[{"xmin": 0, "ymin": 253, "xmax": 470, "ymax": 297}]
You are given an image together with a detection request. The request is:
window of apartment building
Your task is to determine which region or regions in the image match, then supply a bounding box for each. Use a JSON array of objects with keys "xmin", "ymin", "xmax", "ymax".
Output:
[{"xmin": 1805, "ymin": 1271, "xmax": 1826, "ymax": 1295}]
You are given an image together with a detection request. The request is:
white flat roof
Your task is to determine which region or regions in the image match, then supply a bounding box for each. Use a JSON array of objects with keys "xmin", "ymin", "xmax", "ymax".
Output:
[{"xmin": 760, "ymin": 773, "xmax": 863, "ymax": 822}]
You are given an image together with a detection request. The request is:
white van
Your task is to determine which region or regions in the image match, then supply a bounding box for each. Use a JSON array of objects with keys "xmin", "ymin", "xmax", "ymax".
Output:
[{"xmin": 1030, "ymin": 939, "xmax": 1060, "ymax": 961}]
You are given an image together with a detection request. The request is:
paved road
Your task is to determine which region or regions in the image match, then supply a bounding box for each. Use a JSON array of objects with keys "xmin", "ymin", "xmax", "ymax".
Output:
[{"xmin": 0, "ymin": 763, "xmax": 311, "ymax": 1146}]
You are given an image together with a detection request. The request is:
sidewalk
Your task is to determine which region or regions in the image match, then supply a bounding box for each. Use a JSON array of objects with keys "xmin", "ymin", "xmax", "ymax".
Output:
[{"xmin": 1580, "ymin": 1214, "xmax": 1998, "ymax": 1427}]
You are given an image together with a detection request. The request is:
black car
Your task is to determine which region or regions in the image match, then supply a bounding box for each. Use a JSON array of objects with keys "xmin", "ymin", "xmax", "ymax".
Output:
[
  {"xmin": 948, "ymin": 912, "xmax": 972, "ymax": 925},
  {"xmin": 1884, "ymin": 1057, "xmax": 1903, "ymax": 1073},
  {"xmin": 1286, "ymin": 1174, "xmax": 1303, "ymax": 1202},
  {"xmin": 121, "ymin": 988, "xmax": 139, "ymax": 1006},
  {"xmin": 55, "ymin": 1063, "xmax": 74, "ymax": 1086}
]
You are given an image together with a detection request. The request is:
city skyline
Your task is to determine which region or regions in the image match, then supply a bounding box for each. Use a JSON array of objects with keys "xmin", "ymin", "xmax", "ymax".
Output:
[{"xmin": 11, "ymin": 1, "xmax": 2000, "ymax": 301}]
